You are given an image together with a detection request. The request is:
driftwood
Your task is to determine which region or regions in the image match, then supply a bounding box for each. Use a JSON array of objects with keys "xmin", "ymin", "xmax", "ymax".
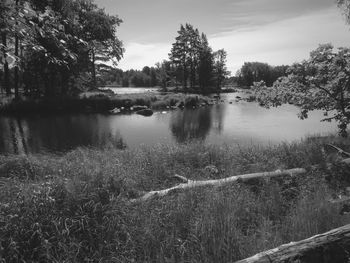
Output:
[
  {"xmin": 133, "ymin": 168, "xmax": 306, "ymax": 202},
  {"xmin": 235, "ymin": 224, "xmax": 350, "ymax": 263},
  {"xmin": 326, "ymin": 144, "xmax": 350, "ymax": 157},
  {"xmin": 131, "ymin": 145, "xmax": 350, "ymax": 202}
]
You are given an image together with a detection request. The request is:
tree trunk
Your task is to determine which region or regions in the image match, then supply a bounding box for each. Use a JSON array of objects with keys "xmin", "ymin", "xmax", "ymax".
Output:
[
  {"xmin": 14, "ymin": 35, "xmax": 19, "ymax": 99},
  {"xmin": 236, "ymin": 224, "xmax": 350, "ymax": 263},
  {"xmin": 14, "ymin": 0, "xmax": 19, "ymax": 99},
  {"xmin": 182, "ymin": 62, "xmax": 187, "ymax": 92},
  {"xmin": 2, "ymin": 32, "xmax": 10, "ymax": 96},
  {"xmin": 61, "ymin": 70, "xmax": 69, "ymax": 95},
  {"xmin": 91, "ymin": 48, "xmax": 96, "ymax": 89}
]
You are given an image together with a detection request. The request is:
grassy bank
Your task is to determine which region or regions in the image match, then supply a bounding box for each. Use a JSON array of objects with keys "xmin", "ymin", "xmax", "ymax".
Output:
[
  {"xmin": 0, "ymin": 92, "xmax": 212, "ymax": 115},
  {"xmin": 1, "ymin": 138, "xmax": 350, "ymax": 262}
]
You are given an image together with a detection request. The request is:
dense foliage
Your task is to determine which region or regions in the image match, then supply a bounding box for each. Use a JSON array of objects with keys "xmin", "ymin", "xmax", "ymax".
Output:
[
  {"xmin": 255, "ymin": 44, "xmax": 350, "ymax": 136},
  {"xmin": 235, "ymin": 62, "xmax": 289, "ymax": 87},
  {"xmin": 338, "ymin": 0, "xmax": 350, "ymax": 23},
  {"xmin": 0, "ymin": 0, "xmax": 124, "ymax": 98},
  {"xmin": 98, "ymin": 66, "xmax": 159, "ymax": 88}
]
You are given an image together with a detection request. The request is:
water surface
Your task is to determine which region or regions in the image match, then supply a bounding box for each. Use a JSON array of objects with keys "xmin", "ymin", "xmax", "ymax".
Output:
[{"xmin": 0, "ymin": 93, "xmax": 337, "ymax": 154}]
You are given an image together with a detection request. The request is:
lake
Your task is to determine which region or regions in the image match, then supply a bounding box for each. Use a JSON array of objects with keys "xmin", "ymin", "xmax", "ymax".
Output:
[{"xmin": 0, "ymin": 93, "xmax": 337, "ymax": 154}]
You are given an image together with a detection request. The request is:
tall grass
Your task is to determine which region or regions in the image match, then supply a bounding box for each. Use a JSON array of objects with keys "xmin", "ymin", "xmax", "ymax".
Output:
[{"xmin": 1, "ymin": 138, "xmax": 350, "ymax": 262}]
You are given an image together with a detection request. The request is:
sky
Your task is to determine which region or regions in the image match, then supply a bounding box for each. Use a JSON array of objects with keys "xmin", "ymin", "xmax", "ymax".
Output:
[{"xmin": 95, "ymin": 0, "xmax": 350, "ymax": 75}]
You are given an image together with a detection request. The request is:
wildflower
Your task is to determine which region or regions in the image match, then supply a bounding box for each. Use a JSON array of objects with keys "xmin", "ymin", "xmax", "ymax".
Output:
[{"xmin": 33, "ymin": 190, "xmax": 41, "ymax": 194}]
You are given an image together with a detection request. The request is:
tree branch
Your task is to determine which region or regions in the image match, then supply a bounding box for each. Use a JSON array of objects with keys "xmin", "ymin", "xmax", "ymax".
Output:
[
  {"xmin": 236, "ymin": 224, "xmax": 350, "ymax": 263},
  {"xmin": 131, "ymin": 168, "xmax": 306, "ymax": 202},
  {"xmin": 326, "ymin": 144, "xmax": 350, "ymax": 157}
]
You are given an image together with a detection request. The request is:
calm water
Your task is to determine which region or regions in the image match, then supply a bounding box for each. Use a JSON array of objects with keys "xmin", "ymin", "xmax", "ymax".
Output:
[{"xmin": 0, "ymin": 93, "xmax": 337, "ymax": 154}]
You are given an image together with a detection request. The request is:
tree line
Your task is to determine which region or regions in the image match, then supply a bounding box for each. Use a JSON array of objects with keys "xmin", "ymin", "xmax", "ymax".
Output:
[
  {"xmin": 98, "ymin": 23, "xmax": 231, "ymax": 93},
  {"xmin": 235, "ymin": 62, "xmax": 289, "ymax": 87},
  {"xmin": 98, "ymin": 66, "xmax": 158, "ymax": 88},
  {"xmin": 0, "ymin": 0, "xmax": 124, "ymax": 98}
]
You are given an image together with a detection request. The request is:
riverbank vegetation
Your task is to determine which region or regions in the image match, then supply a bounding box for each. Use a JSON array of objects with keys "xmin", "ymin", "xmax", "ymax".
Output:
[
  {"xmin": 0, "ymin": 91, "xmax": 213, "ymax": 114},
  {"xmin": 1, "ymin": 137, "xmax": 350, "ymax": 262}
]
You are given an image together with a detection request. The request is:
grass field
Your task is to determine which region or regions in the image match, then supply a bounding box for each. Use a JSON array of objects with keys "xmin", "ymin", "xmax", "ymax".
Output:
[{"xmin": 1, "ymin": 137, "xmax": 350, "ymax": 262}]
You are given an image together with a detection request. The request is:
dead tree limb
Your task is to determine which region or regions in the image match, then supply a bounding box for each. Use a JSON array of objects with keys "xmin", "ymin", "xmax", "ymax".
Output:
[
  {"xmin": 133, "ymin": 168, "xmax": 306, "ymax": 202},
  {"xmin": 235, "ymin": 224, "xmax": 350, "ymax": 263},
  {"xmin": 326, "ymin": 144, "xmax": 350, "ymax": 157}
]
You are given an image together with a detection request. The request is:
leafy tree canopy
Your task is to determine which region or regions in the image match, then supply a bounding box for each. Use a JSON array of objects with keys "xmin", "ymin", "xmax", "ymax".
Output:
[{"xmin": 255, "ymin": 44, "xmax": 350, "ymax": 136}]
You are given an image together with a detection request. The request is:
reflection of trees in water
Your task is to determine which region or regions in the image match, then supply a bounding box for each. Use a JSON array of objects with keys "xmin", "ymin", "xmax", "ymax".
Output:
[
  {"xmin": 211, "ymin": 104, "xmax": 226, "ymax": 133},
  {"xmin": 170, "ymin": 105, "xmax": 226, "ymax": 143},
  {"xmin": 0, "ymin": 115, "xmax": 127, "ymax": 154},
  {"xmin": 170, "ymin": 107, "xmax": 211, "ymax": 143},
  {"xmin": 0, "ymin": 117, "xmax": 28, "ymax": 154}
]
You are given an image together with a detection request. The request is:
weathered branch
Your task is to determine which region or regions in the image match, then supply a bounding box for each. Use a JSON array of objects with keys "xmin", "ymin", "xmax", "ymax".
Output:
[
  {"xmin": 235, "ymin": 224, "xmax": 350, "ymax": 263},
  {"xmin": 173, "ymin": 174, "xmax": 189, "ymax": 183},
  {"xmin": 130, "ymin": 145, "xmax": 350, "ymax": 203},
  {"xmin": 132, "ymin": 168, "xmax": 306, "ymax": 202},
  {"xmin": 328, "ymin": 196, "xmax": 350, "ymax": 204},
  {"xmin": 326, "ymin": 144, "xmax": 350, "ymax": 157}
]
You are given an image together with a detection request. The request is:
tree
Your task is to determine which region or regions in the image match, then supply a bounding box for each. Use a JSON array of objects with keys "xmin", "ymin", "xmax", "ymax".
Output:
[
  {"xmin": 254, "ymin": 44, "xmax": 350, "ymax": 137},
  {"xmin": 213, "ymin": 49, "xmax": 229, "ymax": 91},
  {"xmin": 76, "ymin": 0, "xmax": 124, "ymax": 88},
  {"xmin": 155, "ymin": 60, "xmax": 171, "ymax": 89},
  {"xmin": 0, "ymin": 0, "xmax": 124, "ymax": 98},
  {"xmin": 169, "ymin": 24, "xmax": 190, "ymax": 91},
  {"xmin": 0, "ymin": 0, "xmax": 13, "ymax": 95},
  {"xmin": 337, "ymin": 0, "xmax": 350, "ymax": 23},
  {"xmin": 198, "ymin": 33, "xmax": 214, "ymax": 92},
  {"xmin": 169, "ymin": 24, "xmax": 203, "ymax": 91},
  {"xmin": 237, "ymin": 62, "xmax": 288, "ymax": 87},
  {"xmin": 169, "ymin": 24, "xmax": 229, "ymax": 93}
]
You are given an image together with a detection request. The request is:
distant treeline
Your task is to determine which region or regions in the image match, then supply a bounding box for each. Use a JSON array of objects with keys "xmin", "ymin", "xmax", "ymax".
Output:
[
  {"xmin": 99, "ymin": 23, "xmax": 231, "ymax": 93},
  {"xmin": 100, "ymin": 60, "xmax": 289, "ymax": 90},
  {"xmin": 97, "ymin": 66, "xmax": 159, "ymax": 87},
  {"xmin": 234, "ymin": 62, "xmax": 289, "ymax": 87}
]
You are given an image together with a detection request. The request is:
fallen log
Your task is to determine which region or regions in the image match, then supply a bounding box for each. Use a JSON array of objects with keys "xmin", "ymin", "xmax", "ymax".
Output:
[
  {"xmin": 326, "ymin": 144, "xmax": 350, "ymax": 157},
  {"xmin": 133, "ymin": 168, "xmax": 306, "ymax": 202},
  {"xmin": 235, "ymin": 224, "xmax": 350, "ymax": 263}
]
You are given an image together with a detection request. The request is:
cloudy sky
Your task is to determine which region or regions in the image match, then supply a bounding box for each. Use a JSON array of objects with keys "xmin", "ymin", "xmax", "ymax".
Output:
[{"xmin": 95, "ymin": 0, "xmax": 350, "ymax": 74}]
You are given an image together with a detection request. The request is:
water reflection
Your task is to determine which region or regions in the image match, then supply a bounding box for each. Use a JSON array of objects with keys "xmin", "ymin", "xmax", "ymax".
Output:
[
  {"xmin": 0, "ymin": 93, "xmax": 338, "ymax": 155},
  {"xmin": 211, "ymin": 104, "xmax": 226, "ymax": 133},
  {"xmin": 169, "ymin": 105, "xmax": 226, "ymax": 142},
  {"xmin": 0, "ymin": 115, "xmax": 126, "ymax": 154},
  {"xmin": 170, "ymin": 107, "xmax": 212, "ymax": 142}
]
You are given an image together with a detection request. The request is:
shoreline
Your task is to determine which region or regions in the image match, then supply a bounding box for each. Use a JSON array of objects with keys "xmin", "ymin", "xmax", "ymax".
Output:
[{"xmin": 0, "ymin": 88, "xmax": 242, "ymax": 115}]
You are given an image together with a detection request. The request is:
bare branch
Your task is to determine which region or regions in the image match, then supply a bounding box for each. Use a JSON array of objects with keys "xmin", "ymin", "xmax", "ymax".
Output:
[
  {"xmin": 326, "ymin": 144, "xmax": 350, "ymax": 157},
  {"xmin": 173, "ymin": 174, "xmax": 189, "ymax": 183},
  {"xmin": 131, "ymin": 168, "xmax": 306, "ymax": 202},
  {"xmin": 236, "ymin": 224, "xmax": 350, "ymax": 263}
]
